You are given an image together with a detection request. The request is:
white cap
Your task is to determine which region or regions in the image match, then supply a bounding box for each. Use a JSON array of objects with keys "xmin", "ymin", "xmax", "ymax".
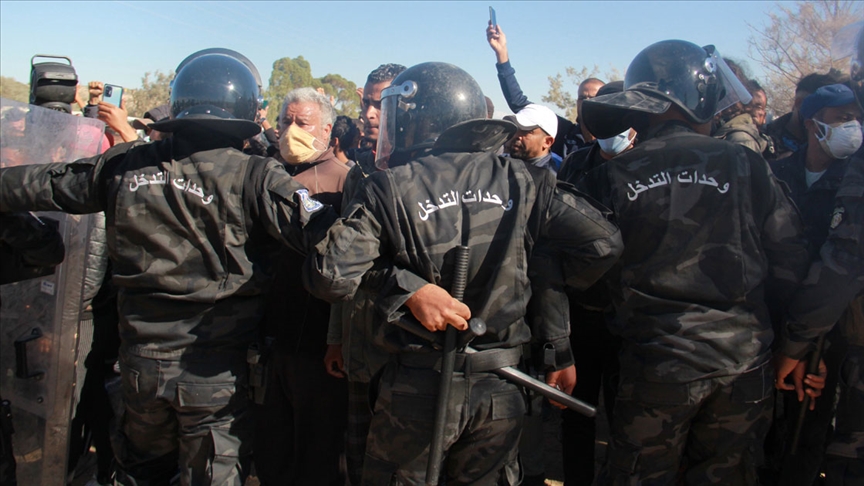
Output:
[{"xmin": 504, "ymin": 103, "xmax": 558, "ymax": 139}]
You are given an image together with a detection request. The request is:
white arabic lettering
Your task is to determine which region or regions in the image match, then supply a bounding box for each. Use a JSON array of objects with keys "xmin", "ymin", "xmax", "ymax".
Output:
[
  {"xmin": 414, "ymin": 187, "xmax": 512, "ymax": 220},
  {"xmin": 418, "ymin": 200, "xmax": 438, "ymax": 221},
  {"xmin": 626, "ymin": 181, "xmax": 648, "ymax": 201},
  {"xmin": 626, "ymin": 170, "xmax": 731, "ymax": 200}
]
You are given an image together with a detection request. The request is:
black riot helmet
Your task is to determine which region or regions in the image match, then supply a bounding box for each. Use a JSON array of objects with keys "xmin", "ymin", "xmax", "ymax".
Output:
[
  {"xmin": 174, "ymin": 47, "xmax": 264, "ymax": 91},
  {"xmin": 149, "ymin": 52, "xmax": 261, "ymax": 139},
  {"xmin": 582, "ymin": 40, "xmax": 751, "ymax": 139},
  {"xmin": 376, "ymin": 62, "xmax": 486, "ymax": 169}
]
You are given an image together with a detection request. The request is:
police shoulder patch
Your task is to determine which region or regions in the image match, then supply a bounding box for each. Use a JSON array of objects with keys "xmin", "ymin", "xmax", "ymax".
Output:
[
  {"xmin": 295, "ymin": 188, "xmax": 324, "ymax": 213},
  {"xmin": 829, "ymin": 206, "xmax": 845, "ymax": 230}
]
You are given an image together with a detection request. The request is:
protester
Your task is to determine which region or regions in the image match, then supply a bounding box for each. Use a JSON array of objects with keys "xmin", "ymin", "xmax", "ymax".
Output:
[
  {"xmin": 486, "ymin": 22, "xmax": 600, "ymax": 159},
  {"xmin": 712, "ymin": 60, "xmax": 774, "ymax": 154},
  {"xmin": 351, "ymin": 63, "xmax": 408, "ymax": 170},
  {"xmin": 557, "ymin": 81, "xmax": 636, "ymax": 185},
  {"xmin": 503, "ymin": 103, "xmax": 560, "ymax": 172},
  {"xmin": 764, "ymin": 71, "xmax": 848, "ymax": 161},
  {"xmin": 80, "ymin": 81, "xmax": 139, "ymax": 144},
  {"xmin": 255, "ymin": 87, "xmax": 349, "ymax": 486},
  {"xmin": 766, "ymin": 82, "xmax": 862, "ymax": 486},
  {"xmin": 746, "ymin": 79, "xmax": 769, "ymax": 128},
  {"xmin": 554, "ymin": 79, "xmax": 630, "ymax": 486},
  {"xmin": 131, "ymin": 103, "xmax": 170, "ymax": 142},
  {"xmin": 774, "ymin": 22, "xmax": 864, "ymax": 486},
  {"xmin": 330, "ymin": 115, "xmax": 361, "ymax": 164},
  {"xmin": 501, "ymin": 101, "xmax": 560, "ymax": 483}
]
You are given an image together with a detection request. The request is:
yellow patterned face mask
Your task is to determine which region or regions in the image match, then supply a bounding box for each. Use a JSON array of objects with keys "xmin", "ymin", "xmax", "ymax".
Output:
[{"xmin": 279, "ymin": 123, "xmax": 326, "ymax": 164}]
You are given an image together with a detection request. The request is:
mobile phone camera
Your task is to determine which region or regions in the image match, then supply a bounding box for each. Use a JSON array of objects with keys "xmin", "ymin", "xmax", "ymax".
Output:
[{"xmin": 105, "ymin": 85, "xmax": 113, "ymax": 97}]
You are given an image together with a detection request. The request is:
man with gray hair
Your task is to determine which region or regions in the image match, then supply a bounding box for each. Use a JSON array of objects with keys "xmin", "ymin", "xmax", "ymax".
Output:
[{"xmin": 254, "ymin": 86, "xmax": 351, "ymax": 485}]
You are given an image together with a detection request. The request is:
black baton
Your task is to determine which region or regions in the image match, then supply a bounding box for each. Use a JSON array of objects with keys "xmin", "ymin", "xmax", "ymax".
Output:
[
  {"xmin": 394, "ymin": 316, "xmax": 596, "ymax": 418},
  {"xmin": 789, "ymin": 334, "xmax": 826, "ymax": 455},
  {"xmin": 426, "ymin": 245, "xmax": 470, "ymax": 485}
]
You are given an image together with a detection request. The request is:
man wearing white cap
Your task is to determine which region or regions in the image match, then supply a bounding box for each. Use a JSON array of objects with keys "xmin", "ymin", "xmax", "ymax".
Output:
[{"xmin": 504, "ymin": 103, "xmax": 561, "ymax": 173}]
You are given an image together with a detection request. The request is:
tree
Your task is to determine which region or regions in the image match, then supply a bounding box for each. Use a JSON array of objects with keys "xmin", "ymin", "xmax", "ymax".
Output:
[
  {"xmin": 543, "ymin": 65, "xmax": 622, "ymax": 122},
  {"xmin": 0, "ymin": 76, "xmax": 30, "ymax": 103},
  {"xmin": 265, "ymin": 56, "xmax": 318, "ymax": 125},
  {"xmin": 318, "ymin": 73, "xmax": 361, "ymax": 118},
  {"xmin": 124, "ymin": 70, "xmax": 174, "ymax": 118},
  {"xmin": 748, "ymin": 0, "xmax": 863, "ymax": 114},
  {"xmin": 264, "ymin": 56, "xmax": 361, "ymax": 125}
]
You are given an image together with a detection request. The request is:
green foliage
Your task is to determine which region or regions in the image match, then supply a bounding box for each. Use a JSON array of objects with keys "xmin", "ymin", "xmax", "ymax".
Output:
[
  {"xmin": 264, "ymin": 56, "xmax": 360, "ymax": 125},
  {"xmin": 125, "ymin": 70, "xmax": 174, "ymax": 118},
  {"xmin": 0, "ymin": 76, "xmax": 30, "ymax": 104},
  {"xmin": 319, "ymin": 73, "xmax": 361, "ymax": 118},
  {"xmin": 542, "ymin": 65, "xmax": 622, "ymax": 122}
]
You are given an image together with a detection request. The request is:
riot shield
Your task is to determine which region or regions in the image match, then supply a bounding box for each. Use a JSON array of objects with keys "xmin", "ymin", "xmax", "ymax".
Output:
[{"xmin": 0, "ymin": 98, "xmax": 104, "ymax": 485}]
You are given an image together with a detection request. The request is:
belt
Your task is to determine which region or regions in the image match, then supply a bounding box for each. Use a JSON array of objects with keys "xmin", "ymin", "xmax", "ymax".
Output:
[{"xmin": 399, "ymin": 346, "xmax": 522, "ymax": 373}]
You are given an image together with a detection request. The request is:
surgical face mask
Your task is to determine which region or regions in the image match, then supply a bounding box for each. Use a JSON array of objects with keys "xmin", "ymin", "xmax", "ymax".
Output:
[
  {"xmin": 279, "ymin": 123, "xmax": 326, "ymax": 164},
  {"xmin": 596, "ymin": 129, "xmax": 634, "ymax": 156},
  {"xmin": 814, "ymin": 119, "xmax": 863, "ymax": 159}
]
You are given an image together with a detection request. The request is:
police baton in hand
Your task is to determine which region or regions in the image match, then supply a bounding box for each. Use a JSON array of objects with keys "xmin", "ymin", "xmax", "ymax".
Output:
[
  {"xmin": 789, "ymin": 333, "xmax": 826, "ymax": 456},
  {"xmin": 395, "ymin": 316, "xmax": 596, "ymax": 417},
  {"xmin": 426, "ymin": 245, "xmax": 470, "ymax": 485}
]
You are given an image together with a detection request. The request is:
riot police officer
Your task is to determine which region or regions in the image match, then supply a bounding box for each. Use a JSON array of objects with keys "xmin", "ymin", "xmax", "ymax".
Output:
[
  {"xmin": 305, "ymin": 62, "xmax": 623, "ymax": 484},
  {"xmin": 0, "ymin": 51, "xmax": 335, "ymax": 486},
  {"xmin": 577, "ymin": 40, "xmax": 810, "ymax": 484}
]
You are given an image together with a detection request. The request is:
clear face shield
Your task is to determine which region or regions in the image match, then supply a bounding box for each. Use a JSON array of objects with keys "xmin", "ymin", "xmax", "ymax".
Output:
[
  {"xmin": 375, "ymin": 80, "xmax": 418, "ymax": 170},
  {"xmin": 703, "ymin": 45, "xmax": 752, "ymax": 115},
  {"xmin": 833, "ymin": 21, "xmax": 864, "ymax": 107}
]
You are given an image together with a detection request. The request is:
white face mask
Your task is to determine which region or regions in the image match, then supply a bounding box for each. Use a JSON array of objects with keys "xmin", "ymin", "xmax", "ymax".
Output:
[
  {"xmin": 596, "ymin": 129, "xmax": 634, "ymax": 156},
  {"xmin": 814, "ymin": 119, "xmax": 863, "ymax": 159}
]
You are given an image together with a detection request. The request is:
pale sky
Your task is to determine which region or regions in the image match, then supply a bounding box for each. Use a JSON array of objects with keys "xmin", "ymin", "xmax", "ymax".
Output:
[{"xmin": 1, "ymin": 1, "xmax": 784, "ymax": 118}]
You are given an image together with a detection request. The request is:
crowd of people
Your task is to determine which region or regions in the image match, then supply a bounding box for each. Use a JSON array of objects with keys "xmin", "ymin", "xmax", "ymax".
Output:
[{"xmin": 0, "ymin": 18, "xmax": 862, "ymax": 486}]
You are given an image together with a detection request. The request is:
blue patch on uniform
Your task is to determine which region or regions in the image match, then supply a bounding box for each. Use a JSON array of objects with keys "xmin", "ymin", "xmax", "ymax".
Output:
[{"xmin": 295, "ymin": 189, "xmax": 324, "ymax": 213}]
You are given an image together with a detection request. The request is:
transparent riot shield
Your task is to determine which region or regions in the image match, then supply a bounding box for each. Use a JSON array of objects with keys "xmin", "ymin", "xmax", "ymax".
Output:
[{"xmin": 1, "ymin": 98, "xmax": 104, "ymax": 485}]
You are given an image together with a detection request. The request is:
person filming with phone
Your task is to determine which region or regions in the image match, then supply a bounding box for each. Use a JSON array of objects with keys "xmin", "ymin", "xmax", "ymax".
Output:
[{"xmin": 78, "ymin": 81, "xmax": 139, "ymax": 144}]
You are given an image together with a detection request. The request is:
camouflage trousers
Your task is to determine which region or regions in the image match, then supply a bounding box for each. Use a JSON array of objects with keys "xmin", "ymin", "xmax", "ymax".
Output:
[
  {"xmin": 825, "ymin": 345, "xmax": 864, "ymax": 486},
  {"xmin": 596, "ymin": 362, "xmax": 774, "ymax": 486},
  {"xmin": 346, "ymin": 379, "xmax": 374, "ymax": 486},
  {"xmin": 363, "ymin": 360, "xmax": 525, "ymax": 485},
  {"xmin": 115, "ymin": 351, "xmax": 252, "ymax": 486}
]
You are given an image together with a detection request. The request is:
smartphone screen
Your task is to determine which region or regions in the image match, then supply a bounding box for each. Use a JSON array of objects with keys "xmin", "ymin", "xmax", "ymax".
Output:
[
  {"xmin": 103, "ymin": 84, "xmax": 124, "ymax": 107},
  {"xmin": 489, "ymin": 6, "xmax": 497, "ymax": 26}
]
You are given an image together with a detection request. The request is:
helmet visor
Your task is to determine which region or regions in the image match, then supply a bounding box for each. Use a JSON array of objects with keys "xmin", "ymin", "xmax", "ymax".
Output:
[
  {"xmin": 375, "ymin": 80, "xmax": 418, "ymax": 170},
  {"xmin": 833, "ymin": 21, "xmax": 864, "ymax": 108},
  {"xmin": 832, "ymin": 20, "xmax": 863, "ymax": 59},
  {"xmin": 703, "ymin": 45, "xmax": 752, "ymax": 115}
]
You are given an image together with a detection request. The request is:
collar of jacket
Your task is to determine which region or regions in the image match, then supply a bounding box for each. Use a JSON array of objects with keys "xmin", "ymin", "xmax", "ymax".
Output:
[
  {"xmin": 642, "ymin": 119, "xmax": 696, "ymax": 142},
  {"xmin": 289, "ymin": 148, "xmax": 338, "ymax": 173},
  {"xmin": 170, "ymin": 128, "xmax": 244, "ymax": 160}
]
